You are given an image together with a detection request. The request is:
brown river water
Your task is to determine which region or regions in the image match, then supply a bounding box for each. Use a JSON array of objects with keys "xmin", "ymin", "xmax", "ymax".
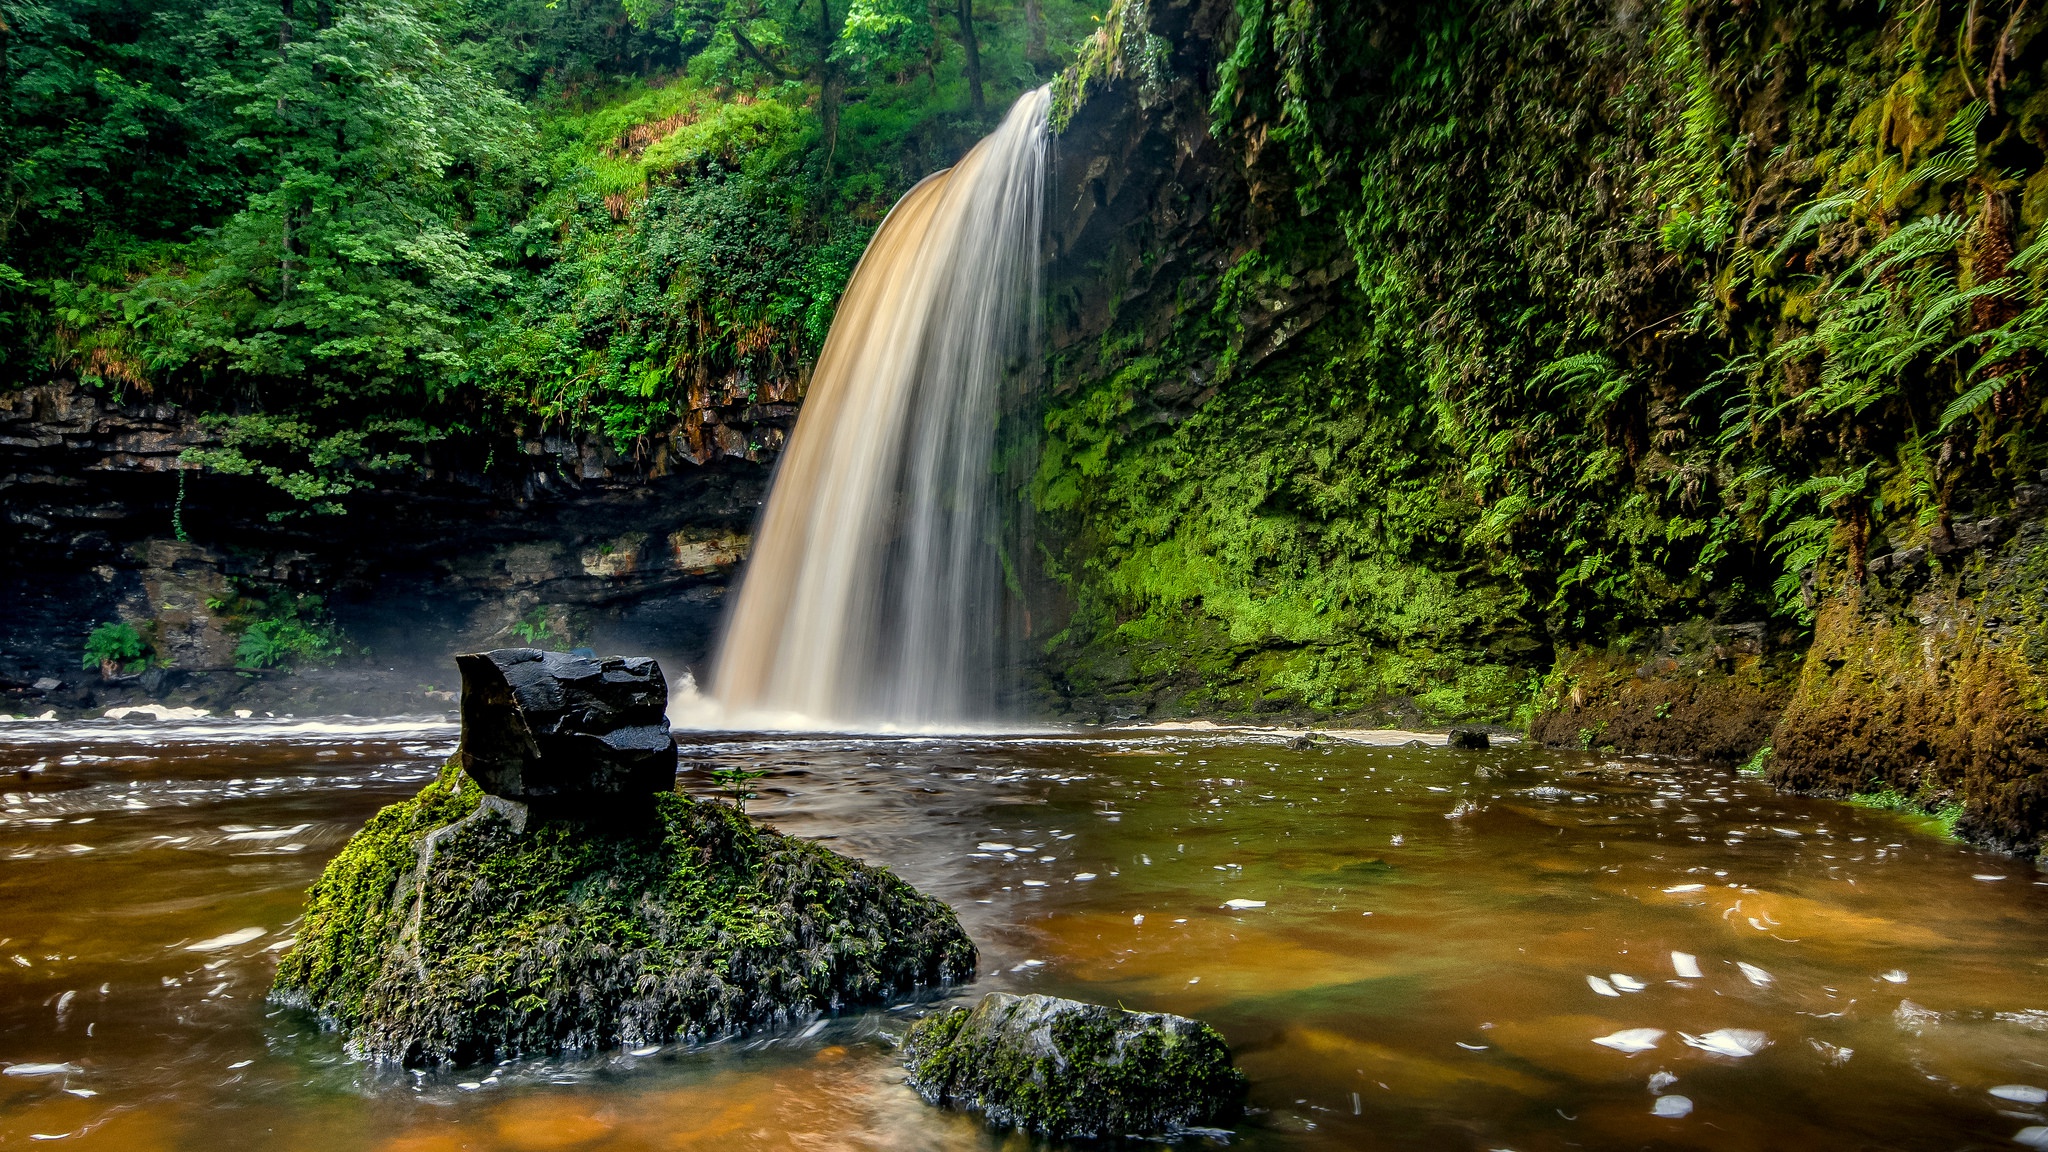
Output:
[{"xmin": 2, "ymin": 718, "xmax": 2046, "ymax": 1151}]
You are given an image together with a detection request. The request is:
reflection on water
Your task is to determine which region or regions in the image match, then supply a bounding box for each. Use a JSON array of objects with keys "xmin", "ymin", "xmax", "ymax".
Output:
[{"xmin": 2, "ymin": 719, "xmax": 2046, "ymax": 1150}]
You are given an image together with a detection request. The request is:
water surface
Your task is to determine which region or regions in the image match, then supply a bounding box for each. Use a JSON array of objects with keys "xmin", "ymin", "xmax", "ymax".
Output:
[{"xmin": 2, "ymin": 719, "xmax": 2045, "ymax": 1150}]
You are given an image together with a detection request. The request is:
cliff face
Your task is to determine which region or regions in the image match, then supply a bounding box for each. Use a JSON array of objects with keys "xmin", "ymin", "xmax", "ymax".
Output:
[
  {"xmin": 1769, "ymin": 495, "xmax": 2048, "ymax": 855},
  {"xmin": 0, "ymin": 380, "xmax": 765, "ymax": 717},
  {"xmin": 1032, "ymin": 0, "xmax": 1433, "ymax": 717},
  {"xmin": 1025, "ymin": 0, "xmax": 2048, "ymax": 854}
]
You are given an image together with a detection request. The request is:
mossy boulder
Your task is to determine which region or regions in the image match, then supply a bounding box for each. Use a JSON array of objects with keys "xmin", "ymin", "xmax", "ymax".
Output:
[
  {"xmin": 1771, "ymin": 514, "xmax": 2048, "ymax": 855},
  {"xmin": 903, "ymin": 992, "xmax": 1248, "ymax": 1140},
  {"xmin": 272, "ymin": 763, "xmax": 976, "ymax": 1065}
]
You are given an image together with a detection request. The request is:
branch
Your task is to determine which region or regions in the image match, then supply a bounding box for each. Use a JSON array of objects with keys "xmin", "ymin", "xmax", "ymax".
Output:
[{"xmin": 730, "ymin": 26, "xmax": 796, "ymax": 80}]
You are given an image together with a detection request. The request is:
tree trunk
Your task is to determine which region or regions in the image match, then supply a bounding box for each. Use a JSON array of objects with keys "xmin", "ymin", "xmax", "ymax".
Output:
[
  {"xmin": 816, "ymin": 0, "xmax": 842, "ymax": 180},
  {"xmin": 1024, "ymin": 0, "xmax": 1049, "ymax": 71},
  {"xmin": 956, "ymin": 0, "xmax": 984, "ymax": 116},
  {"xmin": 278, "ymin": 0, "xmax": 294, "ymax": 299}
]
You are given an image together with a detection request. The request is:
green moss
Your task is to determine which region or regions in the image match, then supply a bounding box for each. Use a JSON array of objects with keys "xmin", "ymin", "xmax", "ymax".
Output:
[
  {"xmin": 1034, "ymin": 0, "xmax": 2048, "ymax": 729},
  {"xmin": 1738, "ymin": 744, "xmax": 1773, "ymax": 777},
  {"xmin": 1848, "ymin": 786, "xmax": 1966, "ymax": 841},
  {"xmin": 904, "ymin": 993, "xmax": 1247, "ymax": 1139},
  {"xmin": 273, "ymin": 762, "xmax": 482, "ymax": 1028},
  {"xmin": 272, "ymin": 765, "xmax": 975, "ymax": 1065},
  {"xmin": 1771, "ymin": 521, "xmax": 2048, "ymax": 855}
]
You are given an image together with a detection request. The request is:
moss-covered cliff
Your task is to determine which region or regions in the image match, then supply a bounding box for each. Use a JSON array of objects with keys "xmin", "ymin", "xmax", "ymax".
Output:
[
  {"xmin": 1027, "ymin": 0, "xmax": 2048, "ymax": 847},
  {"xmin": 1770, "ymin": 500, "xmax": 2048, "ymax": 855},
  {"xmin": 1036, "ymin": 0, "xmax": 2048, "ymax": 720}
]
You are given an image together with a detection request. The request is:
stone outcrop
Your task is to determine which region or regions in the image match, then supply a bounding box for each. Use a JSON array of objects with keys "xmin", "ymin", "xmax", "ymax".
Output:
[
  {"xmin": 1446, "ymin": 726, "xmax": 1491, "ymax": 750},
  {"xmin": 904, "ymin": 992, "xmax": 1246, "ymax": 1140},
  {"xmin": 1531, "ymin": 496, "xmax": 2048, "ymax": 858},
  {"xmin": 455, "ymin": 649, "xmax": 677, "ymax": 804},
  {"xmin": 1770, "ymin": 507, "xmax": 2048, "ymax": 856},
  {"xmin": 0, "ymin": 378, "xmax": 765, "ymax": 718},
  {"xmin": 1530, "ymin": 621, "xmax": 1805, "ymax": 762},
  {"xmin": 272, "ymin": 656, "xmax": 975, "ymax": 1066}
]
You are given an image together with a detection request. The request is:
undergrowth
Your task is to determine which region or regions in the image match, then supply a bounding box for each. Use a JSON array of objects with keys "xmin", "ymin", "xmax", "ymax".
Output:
[{"xmin": 1849, "ymin": 786, "xmax": 1968, "ymax": 841}]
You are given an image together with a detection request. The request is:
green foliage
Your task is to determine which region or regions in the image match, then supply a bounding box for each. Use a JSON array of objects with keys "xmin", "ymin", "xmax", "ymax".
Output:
[
  {"xmin": 1040, "ymin": 0, "xmax": 2048, "ymax": 720},
  {"xmin": 1049, "ymin": 0, "xmax": 1168, "ymax": 132},
  {"xmin": 8, "ymin": 0, "xmax": 1108, "ymax": 507},
  {"xmin": 81, "ymin": 620, "xmax": 149, "ymax": 673},
  {"xmin": 1849, "ymin": 785, "xmax": 1966, "ymax": 841},
  {"xmin": 508, "ymin": 606, "xmax": 559, "ymax": 645},
  {"xmin": 1738, "ymin": 744, "xmax": 1773, "ymax": 776},
  {"xmin": 209, "ymin": 583, "xmax": 344, "ymax": 669},
  {"xmin": 709, "ymin": 763, "xmax": 769, "ymax": 810},
  {"xmin": 233, "ymin": 618, "xmax": 340, "ymax": 670}
]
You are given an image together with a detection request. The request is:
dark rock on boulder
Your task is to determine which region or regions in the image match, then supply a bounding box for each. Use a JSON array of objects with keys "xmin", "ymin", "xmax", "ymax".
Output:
[
  {"xmin": 904, "ymin": 992, "xmax": 1247, "ymax": 1139},
  {"xmin": 455, "ymin": 648, "xmax": 677, "ymax": 803},
  {"xmin": 1447, "ymin": 726, "xmax": 1490, "ymax": 750}
]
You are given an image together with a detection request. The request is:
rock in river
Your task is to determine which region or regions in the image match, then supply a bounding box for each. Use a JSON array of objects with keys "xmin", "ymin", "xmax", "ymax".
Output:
[
  {"xmin": 271, "ymin": 651, "xmax": 976, "ymax": 1066},
  {"xmin": 904, "ymin": 992, "xmax": 1248, "ymax": 1139},
  {"xmin": 1447, "ymin": 726, "xmax": 1491, "ymax": 750},
  {"xmin": 454, "ymin": 648, "xmax": 677, "ymax": 805}
]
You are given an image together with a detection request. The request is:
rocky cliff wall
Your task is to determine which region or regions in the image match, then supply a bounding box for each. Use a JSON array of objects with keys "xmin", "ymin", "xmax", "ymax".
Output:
[
  {"xmin": 0, "ymin": 380, "xmax": 766, "ymax": 718},
  {"xmin": 1767, "ymin": 490, "xmax": 2048, "ymax": 855},
  {"xmin": 1028, "ymin": 0, "xmax": 2048, "ymax": 860}
]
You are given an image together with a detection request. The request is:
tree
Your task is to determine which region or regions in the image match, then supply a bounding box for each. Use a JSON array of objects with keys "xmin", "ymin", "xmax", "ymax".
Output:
[
  {"xmin": 125, "ymin": 0, "xmax": 533, "ymax": 510},
  {"xmin": 649, "ymin": 0, "xmax": 852, "ymax": 176},
  {"xmin": 951, "ymin": 0, "xmax": 981, "ymax": 114}
]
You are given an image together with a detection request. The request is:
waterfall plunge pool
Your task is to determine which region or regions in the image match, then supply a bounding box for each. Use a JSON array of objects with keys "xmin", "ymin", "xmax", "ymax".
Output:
[{"xmin": 0, "ymin": 720, "xmax": 2044, "ymax": 1150}]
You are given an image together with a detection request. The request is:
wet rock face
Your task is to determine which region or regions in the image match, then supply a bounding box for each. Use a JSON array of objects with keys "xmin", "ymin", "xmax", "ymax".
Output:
[
  {"xmin": 1772, "ymin": 512, "xmax": 2048, "ymax": 855},
  {"xmin": 455, "ymin": 648, "xmax": 677, "ymax": 803},
  {"xmin": 1530, "ymin": 620, "xmax": 1804, "ymax": 762},
  {"xmin": 904, "ymin": 992, "xmax": 1247, "ymax": 1140}
]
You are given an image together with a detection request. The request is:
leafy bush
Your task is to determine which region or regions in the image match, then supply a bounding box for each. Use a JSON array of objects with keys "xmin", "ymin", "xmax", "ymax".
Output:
[
  {"xmin": 82, "ymin": 621, "xmax": 150, "ymax": 675},
  {"xmin": 234, "ymin": 618, "xmax": 342, "ymax": 671},
  {"xmin": 509, "ymin": 607, "xmax": 561, "ymax": 646},
  {"xmin": 208, "ymin": 585, "xmax": 346, "ymax": 671}
]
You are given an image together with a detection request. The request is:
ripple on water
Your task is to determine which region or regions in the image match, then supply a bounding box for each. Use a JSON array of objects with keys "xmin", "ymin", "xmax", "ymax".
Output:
[{"xmin": 0, "ymin": 726, "xmax": 2045, "ymax": 1150}]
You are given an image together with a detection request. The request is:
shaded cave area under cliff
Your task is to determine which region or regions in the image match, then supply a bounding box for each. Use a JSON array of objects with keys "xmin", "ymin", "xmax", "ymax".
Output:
[{"xmin": 1, "ymin": 382, "xmax": 767, "ymax": 719}]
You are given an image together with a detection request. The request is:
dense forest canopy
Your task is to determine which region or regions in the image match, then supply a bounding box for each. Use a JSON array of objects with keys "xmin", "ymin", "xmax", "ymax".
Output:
[{"xmin": 0, "ymin": 0, "xmax": 1099, "ymax": 509}]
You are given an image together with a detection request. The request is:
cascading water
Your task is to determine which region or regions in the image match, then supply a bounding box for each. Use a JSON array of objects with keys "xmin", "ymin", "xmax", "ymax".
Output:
[{"xmin": 705, "ymin": 86, "xmax": 1049, "ymax": 730}]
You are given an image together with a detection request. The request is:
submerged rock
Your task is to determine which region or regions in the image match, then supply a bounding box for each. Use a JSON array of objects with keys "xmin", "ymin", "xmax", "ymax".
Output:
[
  {"xmin": 904, "ymin": 992, "xmax": 1247, "ymax": 1139},
  {"xmin": 454, "ymin": 648, "xmax": 676, "ymax": 804},
  {"xmin": 1447, "ymin": 726, "xmax": 1490, "ymax": 750},
  {"xmin": 272, "ymin": 650, "xmax": 975, "ymax": 1066}
]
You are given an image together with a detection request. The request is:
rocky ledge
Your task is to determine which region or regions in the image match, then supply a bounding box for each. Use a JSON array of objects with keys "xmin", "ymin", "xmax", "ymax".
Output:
[
  {"xmin": 904, "ymin": 992, "xmax": 1248, "ymax": 1140},
  {"xmin": 271, "ymin": 650, "xmax": 975, "ymax": 1065}
]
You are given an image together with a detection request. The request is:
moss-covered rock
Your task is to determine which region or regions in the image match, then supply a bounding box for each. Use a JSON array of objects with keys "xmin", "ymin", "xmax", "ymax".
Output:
[
  {"xmin": 903, "ymin": 992, "xmax": 1247, "ymax": 1139},
  {"xmin": 1530, "ymin": 621, "xmax": 1805, "ymax": 761},
  {"xmin": 272, "ymin": 763, "xmax": 976, "ymax": 1065},
  {"xmin": 1770, "ymin": 515, "xmax": 2048, "ymax": 856}
]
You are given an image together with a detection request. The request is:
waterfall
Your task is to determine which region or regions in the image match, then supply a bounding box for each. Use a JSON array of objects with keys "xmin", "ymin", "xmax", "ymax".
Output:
[{"xmin": 705, "ymin": 86, "xmax": 1049, "ymax": 730}]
